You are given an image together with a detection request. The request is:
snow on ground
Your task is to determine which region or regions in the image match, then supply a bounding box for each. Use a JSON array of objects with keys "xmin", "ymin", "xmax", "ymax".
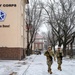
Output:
[
  {"xmin": 0, "ymin": 54, "xmax": 75, "ymax": 75},
  {"xmin": 0, "ymin": 55, "xmax": 36, "ymax": 75},
  {"xmin": 24, "ymin": 54, "xmax": 75, "ymax": 75}
]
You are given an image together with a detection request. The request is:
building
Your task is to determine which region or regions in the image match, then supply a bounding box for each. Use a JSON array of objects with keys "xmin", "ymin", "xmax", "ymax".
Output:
[
  {"xmin": 0, "ymin": 0, "xmax": 29, "ymax": 60},
  {"xmin": 34, "ymin": 34, "xmax": 44, "ymax": 51}
]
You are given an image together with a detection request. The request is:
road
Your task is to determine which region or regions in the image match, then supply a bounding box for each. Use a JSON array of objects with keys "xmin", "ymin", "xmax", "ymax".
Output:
[{"xmin": 23, "ymin": 54, "xmax": 75, "ymax": 75}]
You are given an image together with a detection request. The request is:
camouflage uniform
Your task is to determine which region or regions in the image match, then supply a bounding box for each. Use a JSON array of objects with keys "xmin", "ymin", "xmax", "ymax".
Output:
[
  {"xmin": 56, "ymin": 49, "xmax": 63, "ymax": 71},
  {"xmin": 44, "ymin": 49, "xmax": 54, "ymax": 74}
]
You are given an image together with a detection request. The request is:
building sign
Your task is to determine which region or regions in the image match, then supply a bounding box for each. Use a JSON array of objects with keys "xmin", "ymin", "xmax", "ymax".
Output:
[
  {"xmin": 0, "ymin": 4, "xmax": 17, "ymax": 7},
  {"xmin": 0, "ymin": 24, "xmax": 10, "ymax": 28},
  {"xmin": 0, "ymin": 10, "xmax": 10, "ymax": 28},
  {"xmin": 0, "ymin": 4, "xmax": 17, "ymax": 28},
  {"xmin": 0, "ymin": 10, "xmax": 6, "ymax": 22}
]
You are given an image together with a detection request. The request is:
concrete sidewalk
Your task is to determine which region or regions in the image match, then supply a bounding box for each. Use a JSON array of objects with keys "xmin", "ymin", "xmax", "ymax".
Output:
[{"xmin": 0, "ymin": 54, "xmax": 37, "ymax": 75}]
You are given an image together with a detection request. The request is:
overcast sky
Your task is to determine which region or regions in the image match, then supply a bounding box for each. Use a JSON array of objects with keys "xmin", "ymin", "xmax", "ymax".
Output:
[
  {"xmin": 28, "ymin": 0, "xmax": 48, "ymax": 34},
  {"xmin": 39, "ymin": 24, "xmax": 48, "ymax": 33}
]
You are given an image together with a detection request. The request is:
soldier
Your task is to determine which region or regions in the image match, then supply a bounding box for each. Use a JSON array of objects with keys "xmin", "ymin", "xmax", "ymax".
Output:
[
  {"xmin": 56, "ymin": 47, "xmax": 63, "ymax": 71},
  {"xmin": 44, "ymin": 46, "xmax": 55, "ymax": 74}
]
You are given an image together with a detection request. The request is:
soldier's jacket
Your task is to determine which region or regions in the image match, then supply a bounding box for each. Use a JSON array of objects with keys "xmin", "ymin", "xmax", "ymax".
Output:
[
  {"xmin": 44, "ymin": 50, "xmax": 54, "ymax": 61},
  {"xmin": 56, "ymin": 50, "xmax": 63, "ymax": 64}
]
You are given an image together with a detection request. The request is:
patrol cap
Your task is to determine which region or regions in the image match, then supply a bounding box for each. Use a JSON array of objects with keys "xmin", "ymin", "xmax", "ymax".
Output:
[{"xmin": 48, "ymin": 46, "xmax": 51, "ymax": 48}]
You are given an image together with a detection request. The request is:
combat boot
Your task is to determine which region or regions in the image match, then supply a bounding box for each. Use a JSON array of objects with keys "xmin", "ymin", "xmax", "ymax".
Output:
[
  {"xmin": 58, "ymin": 67, "xmax": 62, "ymax": 71},
  {"xmin": 48, "ymin": 68, "xmax": 50, "ymax": 72},
  {"xmin": 49, "ymin": 69, "xmax": 52, "ymax": 74},
  {"xmin": 59, "ymin": 67, "xmax": 62, "ymax": 71},
  {"xmin": 48, "ymin": 69, "xmax": 49, "ymax": 72},
  {"xmin": 58, "ymin": 66, "xmax": 60, "ymax": 70}
]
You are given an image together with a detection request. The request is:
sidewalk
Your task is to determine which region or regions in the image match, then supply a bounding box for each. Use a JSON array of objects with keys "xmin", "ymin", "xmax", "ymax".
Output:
[{"xmin": 0, "ymin": 54, "xmax": 36, "ymax": 75}]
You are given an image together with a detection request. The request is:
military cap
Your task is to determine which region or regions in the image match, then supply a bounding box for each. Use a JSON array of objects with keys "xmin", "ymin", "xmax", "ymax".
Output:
[{"xmin": 48, "ymin": 46, "xmax": 51, "ymax": 48}]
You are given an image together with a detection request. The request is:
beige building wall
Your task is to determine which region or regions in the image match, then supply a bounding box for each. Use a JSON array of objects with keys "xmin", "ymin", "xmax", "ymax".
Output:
[{"xmin": 0, "ymin": 0, "xmax": 28, "ymax": 60}]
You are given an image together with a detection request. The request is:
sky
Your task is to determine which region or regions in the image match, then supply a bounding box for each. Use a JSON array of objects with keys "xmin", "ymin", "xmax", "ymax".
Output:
[
  {"xmin": 39, "ymin": 24, "xmax": 48, "ymax": 34},
  {"xmin": 28, "ymin": 0, "xmax": 48, "ymax": 34}
]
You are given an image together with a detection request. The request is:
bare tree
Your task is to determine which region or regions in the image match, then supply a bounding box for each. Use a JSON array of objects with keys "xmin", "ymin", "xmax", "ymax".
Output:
[
  {"xmin": 45, "ymin": 25, "xmax": 57, "ymax": 52},
  {"xmin": 43, "ymin": 0, "xmax": 75, "ymax": 56},
  {"xmin": 26, "ymin": 0, "xmax": 43, "ymax": 55}
]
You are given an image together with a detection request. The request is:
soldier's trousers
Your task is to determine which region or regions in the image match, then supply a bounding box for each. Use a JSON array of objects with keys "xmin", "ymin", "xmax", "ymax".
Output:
[
  {"xmin": 57, "ymin": 59, "xmax": 62, "ymax": 70},
  {"xmin": 47, "ymin": 61, "xmax": 53, "ymax": 71},
  {"xmin": 58, "ymin": 63, "xmax": 61, "ymax": 69}
]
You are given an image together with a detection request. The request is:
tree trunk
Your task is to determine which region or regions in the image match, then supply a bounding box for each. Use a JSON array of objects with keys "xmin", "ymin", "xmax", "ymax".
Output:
[
  {"xmin": 70, "ymin": 43, "xmax": 73, "ymax": 58},
  {"xmin": 26, "ymin": 29, "xmax": 30, "ymax": 56},
  {"xmin": 29, "ymin": 43, "xmax": 32, "ymax": 54},
  {"xmin": 63, "ymin": 44, "xmax": 66, "ymax": 56},
  {"xmin": 26, "ymin": 43, "xmax": 30, "ymax": 56},
  {"xmin": 52, "ymin": 43, "xmax": 56, "ymax": 53},
  {"xmin": 58, "ymin": 40, "xmax": 61, "ymax": 47}
]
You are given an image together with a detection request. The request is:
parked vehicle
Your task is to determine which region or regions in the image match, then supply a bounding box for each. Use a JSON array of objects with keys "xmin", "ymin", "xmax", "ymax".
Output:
[{"xmin": 34, "ymin": 50, "xmax": 41, "ymax": 55}]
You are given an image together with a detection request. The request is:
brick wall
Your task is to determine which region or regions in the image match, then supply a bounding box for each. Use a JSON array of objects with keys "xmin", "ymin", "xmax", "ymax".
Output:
[{"xmin": 0, "ymin": 47, "xmax": 25, "ymax": 60}]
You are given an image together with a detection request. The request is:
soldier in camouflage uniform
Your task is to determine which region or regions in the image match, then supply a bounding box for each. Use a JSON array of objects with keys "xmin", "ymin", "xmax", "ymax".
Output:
[
  {"xmin": 44, "ymin": 46, "xmax": 55, "ymax": 74},
  {"xmin": 56, "ymin": 47, "xmax": 63, "ymax": 71}
]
